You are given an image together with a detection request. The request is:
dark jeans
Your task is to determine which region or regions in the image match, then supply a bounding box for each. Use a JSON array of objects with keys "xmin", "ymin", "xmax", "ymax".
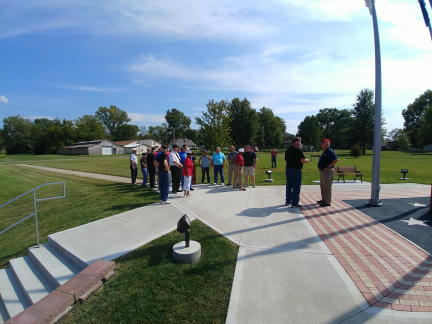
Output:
[
  {"xmin": 286, "ymin": 168, "xmax": 302, "ymax": 205},
  {"xmin": 130, "ymin": 164, "xmax": 138, "ymax": 184},
  {"xmin": 148, "ymin": 168, "xmax": 156, "ymax": 188},
  {"xmin": 201, "ymin": 167, "xmax": 210, "ymax": 183},
  {"xmin": 271, "ymin": 156, "xmax": 277, "ymax": 168},
  {"xmin": 141, "ymin": 168, "xmax": 148, "ymax": 186},
  {"xmin": 214, "ymin": 165, "xmax": 224, "ymax": 184},
  {"xmin": 159, "ymin": 170, "xmax": 169, "ymax": 202},
  {"xmin": 170, "ymin": 166, "xmax": 181, "ymax": 192}
]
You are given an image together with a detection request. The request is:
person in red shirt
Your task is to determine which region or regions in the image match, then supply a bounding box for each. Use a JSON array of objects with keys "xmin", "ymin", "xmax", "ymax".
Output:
[
  {"xmin": 182, "ymin": 150, "xmax": 194, "ymax": 197},
  {"xmin": 233, "ymin": 148, "xmax": 246, "ymax": 191}
]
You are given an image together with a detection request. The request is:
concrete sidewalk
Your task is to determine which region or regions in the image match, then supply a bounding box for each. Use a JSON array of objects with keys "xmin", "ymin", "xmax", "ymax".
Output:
[{"xmin": 18, "ymin": 165, "xmax": 432, "ymax": 323}]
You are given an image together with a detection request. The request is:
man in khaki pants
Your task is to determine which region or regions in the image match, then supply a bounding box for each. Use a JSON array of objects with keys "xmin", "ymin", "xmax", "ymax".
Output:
[
  {"xmin": 233, "ymin": 148, "xmax": 246, "ymax": 191},
  {"xmin": 317, "ymin": 139, "xmax": 338, "ymax": 207}
]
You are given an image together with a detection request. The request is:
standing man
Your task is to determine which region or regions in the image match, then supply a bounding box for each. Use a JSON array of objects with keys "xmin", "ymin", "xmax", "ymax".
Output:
[
  {"xmin": 156, "ymin": 145, "xmax": 170, "ymax": 204},
  {"xmin": 271, "ymin": 148, "xmax": 278, "ymax": 168},
  {"xmin": 212, "ymin": 147, "xmax": 226, "ymax": 185},
  {"xmin": 233, "ymin": 148, "xmax": 246, "ymax": 191},
  {"xmin": 317, "ymin": 138, "xmax": 338, "ymax": 207},
  {"xmin": 146, "ymin": 148, "xmax": 156, "ymax": 188},
  {"xmin": 226, "ymin": 146, "xmax": 237, "ymax": 186},
  {"xmin": 199, "ymin": 149, "xmax": 211, "ymax": 183},
  {"xmin": 243, "ymin": 145, "xmax": 258, "ymax": 188},
  {"xmin": 140, "ymin": 152, "xmax": 148, "ymax": 187},
  {"xmin": 130, "ymin": 148, "xmax": 138, "ymax": 185},
  {"xmin": 169, "ymin": 144, "xmax": 182, "ymax": 194},
  {"xmin": 285, "ymin": 137, "xmax": 309, "ymax": 207}
]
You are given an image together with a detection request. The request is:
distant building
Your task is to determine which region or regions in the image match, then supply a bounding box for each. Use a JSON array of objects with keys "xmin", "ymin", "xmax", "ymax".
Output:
[
  {"xmin": 139, "ymin": 139, "xmax": 162, "ymax": 150},
  {"xmin": 57, "ymin": 140, "xmax": 124, "ymax": 155},
  {"xmin": 168, "ymin": 138, "xmax": 197, "ymax": 149}
]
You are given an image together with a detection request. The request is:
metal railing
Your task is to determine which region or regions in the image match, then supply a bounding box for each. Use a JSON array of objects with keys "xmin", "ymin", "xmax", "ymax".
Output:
[{"xmin": 0, "ymin": 182, "xmax": 66, "ymax": 247}]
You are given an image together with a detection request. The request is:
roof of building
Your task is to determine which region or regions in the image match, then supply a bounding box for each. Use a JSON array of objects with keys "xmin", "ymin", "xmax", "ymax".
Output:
[{"xmin": 114, "ymin": 140, "xmax": 138, "ymax": 146}]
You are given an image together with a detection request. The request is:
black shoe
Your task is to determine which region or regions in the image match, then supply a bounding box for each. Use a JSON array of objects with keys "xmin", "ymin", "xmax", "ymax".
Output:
[
  {"xmin": 190, "ymin": 188, "xmax": 194, "ymax": 191},
  {"xmin": 320, "ymin": 202, "xmax": 331, "ymax": 207},
  {"xmin": 317, "ymin": 200, "xmax": 324, "ymax": 204},
  {"xmin": 285, "ymin": 202, "xmax": 291, "ymax": 206},
  {"xmin": 292, "ymin": 204, "xmax": 302, "ymax": 208},
  {"xmin": 172, "ymin": 191, "xmax": 177, "ymax": 194}
]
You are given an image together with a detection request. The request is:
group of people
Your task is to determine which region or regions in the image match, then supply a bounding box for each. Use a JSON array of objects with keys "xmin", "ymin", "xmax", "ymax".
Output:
[{"xmin": 130, "ymin": 138, "xmax": 339, "ymax": 207}]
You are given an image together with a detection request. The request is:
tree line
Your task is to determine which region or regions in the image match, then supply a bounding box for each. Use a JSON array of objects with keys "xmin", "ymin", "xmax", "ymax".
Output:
[
  {"xmin": 296, "ymin": 88, "xmax": 432, "ymax": 154},
  {"xmin": 1, "ymin": 89, "xmax": 430, "ymax": 155},
  {"xmin": 0, "ymin": 98, "xmax": 290, "ymax": 154}
]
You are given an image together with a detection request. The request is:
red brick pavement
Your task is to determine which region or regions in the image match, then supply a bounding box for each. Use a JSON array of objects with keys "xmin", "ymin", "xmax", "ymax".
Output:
[{"xmin": 301, "ymin": 188, "xmax": 432, "ymax": 312}]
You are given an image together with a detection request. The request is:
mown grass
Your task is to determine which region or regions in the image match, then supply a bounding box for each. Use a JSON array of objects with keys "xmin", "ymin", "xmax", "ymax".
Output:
[
  {"xmin": 61, "ymin": 220, "xmax": 238, "ymax": 323},
  {"xmin": 1, "ymin": 162, "xmax": 238, "ymax": 322},
  {"xmin": 0, "ymin": 164, "xmax": 160, "ymax": 269},
  {"xmin": 11, "ymin": 150, "xmax": 432, "ymax": 185}
]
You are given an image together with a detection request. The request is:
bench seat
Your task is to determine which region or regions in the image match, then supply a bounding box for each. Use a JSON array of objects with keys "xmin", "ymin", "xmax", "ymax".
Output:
[{"xmin": 336, "ymin": 166, "xmax": 363, "ymax": 183}]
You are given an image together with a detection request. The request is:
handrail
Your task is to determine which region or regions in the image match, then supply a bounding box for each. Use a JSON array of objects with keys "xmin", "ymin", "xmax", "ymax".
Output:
[{"xmin": 0, "ymin": 182, "xmax": 66, "ymax": 247}]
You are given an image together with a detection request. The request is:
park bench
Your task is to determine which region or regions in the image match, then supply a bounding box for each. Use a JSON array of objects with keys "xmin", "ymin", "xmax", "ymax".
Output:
[
  {"xmin": 336, "ymin": 166, "xmax": 363, "ymax": 183},
  {"xmin": 310, "ymin": 154, "xmax": 321, "ymax": 160}
]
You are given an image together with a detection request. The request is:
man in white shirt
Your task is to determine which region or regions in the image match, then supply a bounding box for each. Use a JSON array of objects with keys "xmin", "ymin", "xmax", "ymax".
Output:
[
  {"xmin": 169, "ymin": 144, "xmax": 183, "ymax": 193},
  {"xmin": 130, "ymin": 148, "xmax": 138, "ymax": 185}
]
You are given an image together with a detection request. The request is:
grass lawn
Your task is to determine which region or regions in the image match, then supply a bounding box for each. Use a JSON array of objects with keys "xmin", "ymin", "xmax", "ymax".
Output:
[
  {"xmin": 8, "ymin": 150, "xmax": 432, "ymax": 185},
  {"xmin": 0, "ymin": 164, "xmax": 160, "ymax": 269},
  {"xmin": 0, "ymin": 163, "xmax": 238, "ymax": 323},
  {"xmin": 61, "ymin": 220, "xmax": 238, "ymax": 323}
]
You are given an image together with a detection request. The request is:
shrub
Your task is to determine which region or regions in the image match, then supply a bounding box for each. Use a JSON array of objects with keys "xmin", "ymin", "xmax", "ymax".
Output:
[{"xmin": 350, "ymin": 144, "xmax": 362, "ymax": 158}]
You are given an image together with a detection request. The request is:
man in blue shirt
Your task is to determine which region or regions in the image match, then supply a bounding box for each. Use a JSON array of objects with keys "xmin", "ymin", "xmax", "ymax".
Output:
[
  {"xmin": 317, "ymin": 138, "xmax": 338, "ymax": 207},
  {"xmin": 212, "ymin": 147, "xmax": 226, "ymax": 185}
]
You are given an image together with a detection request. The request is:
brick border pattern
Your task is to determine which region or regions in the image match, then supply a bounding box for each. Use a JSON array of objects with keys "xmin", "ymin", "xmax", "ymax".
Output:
[
  {"xmin": 301, "ymin": 194, "xmax": 432, "ymax": 312},
  {"xmin": 6, "ymin": 260, "xmax": 115, "ymax": 323}
]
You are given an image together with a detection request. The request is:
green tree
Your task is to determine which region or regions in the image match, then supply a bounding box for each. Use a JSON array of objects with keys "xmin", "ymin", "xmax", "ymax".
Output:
[
  {"xmin": 165, "ymin": 108, "xmax": 191, "ymax": 141},
  {"xmin": 74, "ymin": 115, "xmax": 107, "ymax": 141},
  {"xmin": 229, "ymin": 98, "xmax": 260, "ymax": 147},
  {"xmin": 0, "ymin": 115, "xmax": 33, "ymax": 154},
  {"xmin": 297, "ymin": 115, "xmax": 322, "ymax": 150},
  {"xmin": 32, "ymin": 118, "xmax": 75, "ymax": 154},
  {"xmin": 402, "ymin": 89, "xmax": 432, "ymax": 148},
  {"xmin": 417, "ymin": 105, "xmax": 432, "ymax": 146},
  {"xmin": 96, "ymin": 105, "xmax": 131, "ymax": 139},
  {"xmin": 195, "ymin": 99, "xmax": 232, "ymax": 150},
  {"xmin": 388, "ymin": 128, "xmax": 411, "ymax": 150},
  {"xmin": 350, "ymin": 144, "xmax": 362, "ymax": 158},
  {"xmin": 316, "ymin": 108, "xmax": 352, "ymax": 149},
  {"xmin": 257, "ymin": 107, "xmax": 285, "ymax": 148},
  {"xmin": 138, "ymin": 126, "xmax": 148, "ymax": 140},
  {"xmin": 112, "ymin": 124, "xmax": 139, "ymax": 141},
  {"xmin": 147, "ymin": 123, "xmax": 169, "ymax": 144},
  {"xmin": 350, "ymin": 89, "xmax": 375, "ymax": 154}
]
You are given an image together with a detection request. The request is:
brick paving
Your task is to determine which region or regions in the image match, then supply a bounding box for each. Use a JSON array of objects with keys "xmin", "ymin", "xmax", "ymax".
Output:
[{"xmin": 301, "ymin": 188, "xmax": 432, "ymax": 312}]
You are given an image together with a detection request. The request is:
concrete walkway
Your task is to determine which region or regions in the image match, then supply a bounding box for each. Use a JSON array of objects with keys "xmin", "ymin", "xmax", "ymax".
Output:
[{"xmin": 19, "ymin": 165, "xmax": 432, "ymax": 323}]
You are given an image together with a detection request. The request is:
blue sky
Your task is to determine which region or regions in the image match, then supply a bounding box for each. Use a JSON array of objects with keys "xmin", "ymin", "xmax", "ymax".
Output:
[{"xmin": 1, "ymin": 0, "xmax": 431, "ymax": 135}]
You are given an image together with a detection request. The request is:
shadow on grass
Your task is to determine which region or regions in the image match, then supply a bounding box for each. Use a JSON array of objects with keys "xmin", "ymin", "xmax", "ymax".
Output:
[{"xmin": 95, "ymin": 182, "xmax": 160, "ymax": 212}]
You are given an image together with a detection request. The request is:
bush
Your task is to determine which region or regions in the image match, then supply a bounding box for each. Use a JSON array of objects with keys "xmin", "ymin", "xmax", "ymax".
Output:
[{"xmin": 350, "ymin": 144, "xmax": 362, "ymax": 158}]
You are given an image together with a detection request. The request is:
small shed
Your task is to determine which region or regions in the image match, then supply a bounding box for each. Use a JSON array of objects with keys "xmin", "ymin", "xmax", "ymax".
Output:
[{"xmin": 57, "ymin": 140, "xmax": 124, "ymax": 155}]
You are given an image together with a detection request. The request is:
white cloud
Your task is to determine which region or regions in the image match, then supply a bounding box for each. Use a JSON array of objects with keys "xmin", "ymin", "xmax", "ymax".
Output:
[
  {"xmin": 58, "ymin": 85, "xmax": 124, "ymax": 92},
  {"xmin": 128, "ymin": 113, "xmax": 165, "ymax": 124},
  {"xmin": 0, "ymin": 95, "xmax": 9, "ymax": 104}
]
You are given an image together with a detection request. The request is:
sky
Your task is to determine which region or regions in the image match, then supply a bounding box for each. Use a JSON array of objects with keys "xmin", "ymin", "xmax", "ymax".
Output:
[{"xmin": 1, "ymin": 0, "xmax": 431, "ymax": 136}]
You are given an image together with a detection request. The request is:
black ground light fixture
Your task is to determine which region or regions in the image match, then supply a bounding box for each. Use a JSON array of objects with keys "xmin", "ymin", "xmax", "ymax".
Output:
[
  {"xmin": 177, "ymin": 214, "xmax": 191, "ymax": 247},
  {"xmin": 265, "ymin": 170, "xmax": 274, "ymax": 182},
  {"xmin": 400, "ymin": 169, "xmax": 409, "ymax": 180},
  {"xmin": 173, "ymin": 214, "xmax": 201, "ymax": 263}
]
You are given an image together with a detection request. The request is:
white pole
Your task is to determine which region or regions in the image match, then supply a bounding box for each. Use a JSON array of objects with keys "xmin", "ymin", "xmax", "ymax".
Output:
[{"xmin": 365, "ymin": 0, "xmax": 383, "ymax": 206}]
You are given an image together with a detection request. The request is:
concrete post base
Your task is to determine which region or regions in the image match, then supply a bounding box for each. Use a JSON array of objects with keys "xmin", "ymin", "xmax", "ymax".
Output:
[{"xmin": 173, "ymin": 240, "xmax": 201, "ymax": 264}]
